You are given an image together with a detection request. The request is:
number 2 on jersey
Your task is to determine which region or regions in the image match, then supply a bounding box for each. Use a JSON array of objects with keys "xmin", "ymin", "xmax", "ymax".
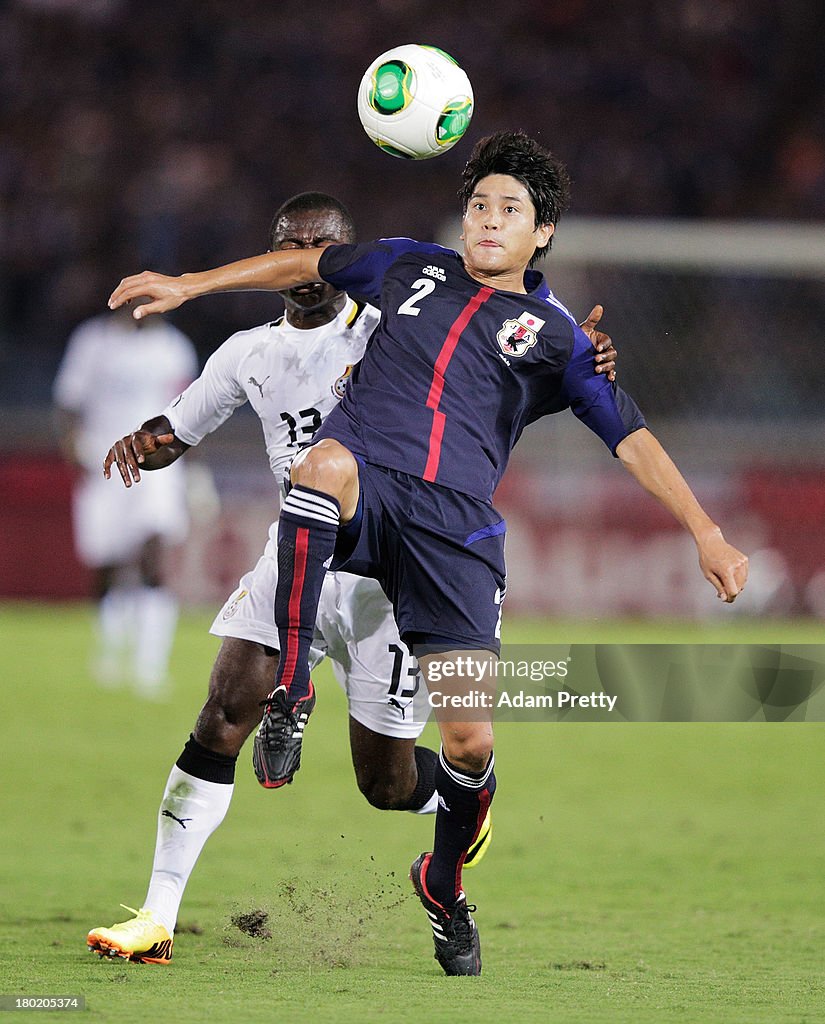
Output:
[{"xmin": 397, "ymin": 278, "xmax": 436, "ymax": 317}]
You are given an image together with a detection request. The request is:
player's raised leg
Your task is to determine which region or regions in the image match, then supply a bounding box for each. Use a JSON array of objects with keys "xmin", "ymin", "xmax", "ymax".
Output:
[
  {"xmin": 87, "ymin": 637, "xmax": 275, "ymax": 963},
  {"xmin": 253, "ymin": 440, "xmax": 359, "ymax": 787}
]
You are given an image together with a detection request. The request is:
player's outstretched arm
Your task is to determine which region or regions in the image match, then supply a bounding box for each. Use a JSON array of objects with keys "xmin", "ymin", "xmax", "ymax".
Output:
[
  {"xmin": 103, "ymin": 415, "xmax": 190, "ymax": 487},
  {"xmin": 108, "ymin": 248, "xmax": 327, "ymax": 320},
  {"xmin": 616, "ymin": 427, "xmax": 748, "ymax": 603},
  {"xmin": 578, "ymin": 304, "xmax": 617, "ymax": 381}
]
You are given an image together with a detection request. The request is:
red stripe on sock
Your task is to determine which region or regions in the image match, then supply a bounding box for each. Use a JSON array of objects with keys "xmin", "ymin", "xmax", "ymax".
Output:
[
  {"xmin": 281, "ymin": 526, "xmax": 309, "ymax": 692},
  {"xmin": 419, "ymin": 854, "xmax": 449, "ymax": 912}
]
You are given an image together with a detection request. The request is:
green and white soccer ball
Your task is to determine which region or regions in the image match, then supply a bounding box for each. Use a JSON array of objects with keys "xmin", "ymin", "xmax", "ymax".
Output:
[{"xmin": 357, "ymin": 44, "xmax": 474, "ymax": 160}]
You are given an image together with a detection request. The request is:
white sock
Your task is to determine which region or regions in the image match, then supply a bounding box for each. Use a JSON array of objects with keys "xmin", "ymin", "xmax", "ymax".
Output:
[
  {"xmin": 408, "ymin": 791, "xmax": 439, "ymax": 815},
  {"xmin": 94, "ymin": 589, "xmax": 132, "ymax": 681},
  {"xmin": 132, "ymin": 587, "xmax": 179, "ymax": 690},
  {"xmin": 143, "ymin": 766, "xmax": 233, "ymax": 934}
]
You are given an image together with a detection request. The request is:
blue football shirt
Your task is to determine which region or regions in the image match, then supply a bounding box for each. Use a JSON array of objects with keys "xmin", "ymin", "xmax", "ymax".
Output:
[{"xmin": 316, "ymin": 238, "xmax": 645, "ymax": 501}]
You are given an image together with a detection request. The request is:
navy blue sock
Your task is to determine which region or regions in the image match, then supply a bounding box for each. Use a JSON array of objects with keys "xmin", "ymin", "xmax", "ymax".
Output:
[
  {"xmin": 273, "ymin": 485, "xmax": 339, "ymax": 701},
  {"xmin": 405, "ymin": 745, "xmax": 438, "ymax": 810},
  {"xmin": 425, "ymin": 750, "xmax": 496, "ymax": 907}
]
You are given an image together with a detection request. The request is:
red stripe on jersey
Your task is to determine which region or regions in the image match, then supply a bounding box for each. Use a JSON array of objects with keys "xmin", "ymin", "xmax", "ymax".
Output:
[
  {"xmin": 281, "ymin": 526, "xmax": 309, "ymax": 692},
  {"xmin": 423, "ymin": 286, "xmax": 494, "ymax": 482},
  {"xmin": 424, "ymin": 410, "xmax": 446, "ymax": 481}
]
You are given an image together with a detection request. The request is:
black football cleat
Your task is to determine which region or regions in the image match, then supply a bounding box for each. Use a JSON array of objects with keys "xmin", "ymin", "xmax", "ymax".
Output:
[
  {"xmin": 410, "ymin": 852, "xmax": 481, "ymax": 976},
  {"xmin": 252, "ymin": 682, "xmax": 316, "ymax": 788}
]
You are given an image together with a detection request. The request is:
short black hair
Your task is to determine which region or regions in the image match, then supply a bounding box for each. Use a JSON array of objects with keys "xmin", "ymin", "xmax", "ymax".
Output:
[
  {"xmin": 268, "ymin": 191, "xmax": 356, "ymax": 249},
  {"xmin": 458, "ymin": 131, "xmax": 571, "ymax": 263}
]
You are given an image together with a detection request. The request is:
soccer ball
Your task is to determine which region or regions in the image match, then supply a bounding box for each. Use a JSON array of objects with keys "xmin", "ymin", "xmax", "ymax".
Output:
[{"xmin": 357, "ymin": 44, "xmax": 474, "ymax": 160}]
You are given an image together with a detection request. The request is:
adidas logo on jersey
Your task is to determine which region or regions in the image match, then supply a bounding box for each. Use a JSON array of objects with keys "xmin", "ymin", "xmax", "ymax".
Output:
[{"xmin": 422, "ymin": 265, "xmax": 446, "ymax": 282}]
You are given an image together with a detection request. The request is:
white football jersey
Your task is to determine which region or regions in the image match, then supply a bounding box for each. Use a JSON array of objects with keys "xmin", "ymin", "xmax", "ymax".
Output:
[
  {"xmin": 53, "ymin": 313, "xmax": 198, "ymax": 471},
  {"xmin": 163, "ymin": 297, "xmax": 379, "ymax": 496}
]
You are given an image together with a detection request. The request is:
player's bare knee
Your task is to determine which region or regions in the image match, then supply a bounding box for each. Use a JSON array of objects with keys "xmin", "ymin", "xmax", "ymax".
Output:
[
  {"xmin": 194, "ymin": 673, "xmax": 264, "ymax": 755},
  {"xmin": 440, "ymin": 726, "xmax": 493, "ymax": 773},
  {"xmin": 355, "ymin": 767, "xmax": 416, "ymax": 810},
  {"xmin": 202, "ymin": 664, "xmax": 262, "ymax": 733},
  {"xmin": 291, "ymin": 439, "xmax": 359, "ymax": 519},
  {"xmin": 193, "ymin": 695, "xmax": 254, "ymax": 757}
]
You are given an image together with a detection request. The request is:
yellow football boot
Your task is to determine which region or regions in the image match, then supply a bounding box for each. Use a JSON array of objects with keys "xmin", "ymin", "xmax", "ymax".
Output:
[{"xmin": 87, "ymin": 906, "xmax": 172, "ymax": 964}]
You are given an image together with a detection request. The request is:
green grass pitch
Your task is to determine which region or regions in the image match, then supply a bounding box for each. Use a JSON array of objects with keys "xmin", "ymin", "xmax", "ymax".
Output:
[{"xmin": 1, "ymin": 603, "xmax": 823, "ymax": 1023}]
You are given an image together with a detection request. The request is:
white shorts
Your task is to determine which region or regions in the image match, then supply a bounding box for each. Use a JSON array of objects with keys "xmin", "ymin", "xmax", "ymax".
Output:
[
  {"xmin": 73, "ymin": 468, "xmax": 189, "ymax": 568},
  {"xmin": 211, "ymin": 521, "xmax": 428, "ymax": 739}
]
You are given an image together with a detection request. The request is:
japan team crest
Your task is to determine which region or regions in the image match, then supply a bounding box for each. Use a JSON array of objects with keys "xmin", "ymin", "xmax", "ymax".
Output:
[{"xmin": 496, "ymin": 311, "xmax": 546, "ymax": 357}]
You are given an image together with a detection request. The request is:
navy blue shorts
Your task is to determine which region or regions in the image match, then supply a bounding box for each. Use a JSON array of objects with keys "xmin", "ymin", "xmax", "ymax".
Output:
[{"xmin": 331, "ymin": 460, "xmax": 507, "ymax": 653}]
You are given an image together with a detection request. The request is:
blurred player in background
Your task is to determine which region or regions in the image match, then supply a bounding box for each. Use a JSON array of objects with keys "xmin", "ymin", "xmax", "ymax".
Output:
[
  {"xmin": 53, "ymin": 306, "xmax": 198, "ymax": 697},
  {"xmin": 87, "ymin": 191, "xmax": 618, "ymax": 966}
]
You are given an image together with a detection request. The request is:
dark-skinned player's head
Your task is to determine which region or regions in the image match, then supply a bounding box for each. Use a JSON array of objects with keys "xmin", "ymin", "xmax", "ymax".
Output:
[
  {"xmin": 458, "ymin": 131, "xmax": 571, "ymax": 264},
  {"xmin": 268, "ymin": 192, "xmax": 356, "ymax": 251},
  {"xmin": 268, "ymin": 192, "xmax": 356, "ymax": 319}
]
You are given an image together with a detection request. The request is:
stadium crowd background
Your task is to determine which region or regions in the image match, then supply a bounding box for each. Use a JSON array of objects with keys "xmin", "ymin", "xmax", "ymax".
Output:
[
  {"xmin": 3, "ymin": 0, "xmax": 825, "ymax": 400},
  {"xmin": 2, "ymin": 0, "xmax": 824, "ymax": 616}
]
